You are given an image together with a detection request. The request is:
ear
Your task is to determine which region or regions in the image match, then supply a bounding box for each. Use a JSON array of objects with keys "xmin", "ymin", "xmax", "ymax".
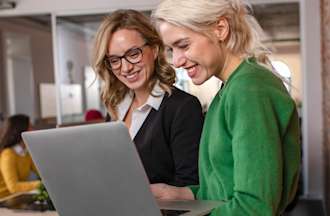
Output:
[
  {"xmin": 213, "ymin": 17, "xmax": 229, "ymax": 42},
  {"xmin": 152, "ymin": 45, "xmax": 159, "ymax": 60}
]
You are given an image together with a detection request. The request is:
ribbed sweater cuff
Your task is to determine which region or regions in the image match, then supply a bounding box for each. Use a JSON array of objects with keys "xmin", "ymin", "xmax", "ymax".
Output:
[{"xmin": 188, "ymin": 185, "xmax": 200, "ymax": 199}]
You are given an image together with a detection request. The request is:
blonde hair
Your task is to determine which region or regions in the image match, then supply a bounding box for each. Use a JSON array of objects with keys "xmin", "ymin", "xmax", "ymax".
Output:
[
  {"xmin": 152, "ymin": 0, "xmax": 271, "ymax": 65},
  {"xmin": 92, "ymin": 9, "xmax": 176, "ymax": 119}
]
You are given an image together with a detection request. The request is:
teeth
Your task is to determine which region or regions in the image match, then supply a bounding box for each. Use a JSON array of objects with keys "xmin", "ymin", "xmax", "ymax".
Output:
[
  {"xmin": 186, "ymin": 65, "xmax": 196, "ymax": 71},
  {"xmin": 126, "ymin": 72, "xmax": 137, "ymax": 79},
  {"xmin": 188, "ymin": 67, "xmax": 195, "ymax": 72}
]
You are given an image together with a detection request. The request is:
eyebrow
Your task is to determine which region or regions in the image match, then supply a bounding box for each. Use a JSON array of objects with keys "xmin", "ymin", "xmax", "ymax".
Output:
[
  {"xmin": 108, "ymin": 45, "xmax": 141, "ymax": 57},
  {"xmin": 171, "ymin": 38, "xmax": 189, "ymax": 47}
]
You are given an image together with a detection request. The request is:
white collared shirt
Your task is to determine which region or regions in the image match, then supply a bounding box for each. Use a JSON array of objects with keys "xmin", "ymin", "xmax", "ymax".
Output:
[{"xmin": 116, "ymin": 83, "xmax": 165, "ymax": 139}]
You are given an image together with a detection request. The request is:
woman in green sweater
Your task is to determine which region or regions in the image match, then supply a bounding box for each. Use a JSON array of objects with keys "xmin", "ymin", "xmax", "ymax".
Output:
[{"xmin": 151, "ymin": 0, "xmax": 301, "ymax": 215}]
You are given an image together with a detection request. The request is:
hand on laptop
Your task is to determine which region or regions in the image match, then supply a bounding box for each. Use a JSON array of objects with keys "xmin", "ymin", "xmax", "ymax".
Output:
[{"xmin": 150, "ymin": 183, "xmax": 194, "ymax": 200}]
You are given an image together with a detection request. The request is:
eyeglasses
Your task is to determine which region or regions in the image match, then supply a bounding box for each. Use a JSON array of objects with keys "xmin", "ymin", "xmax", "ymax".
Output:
[{"xmin": 105, "ymin": 43, "xmax": 148, "ymax": 70}]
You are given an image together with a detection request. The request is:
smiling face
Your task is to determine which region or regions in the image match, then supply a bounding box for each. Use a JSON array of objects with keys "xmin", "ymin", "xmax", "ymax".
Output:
[
  {"xmin": 158, "ymin": 22, "xmax": 227, "ymax": 85},
  {"xmin": 107, "ymin": 29, "xmax": 157, "ymax": 93}
]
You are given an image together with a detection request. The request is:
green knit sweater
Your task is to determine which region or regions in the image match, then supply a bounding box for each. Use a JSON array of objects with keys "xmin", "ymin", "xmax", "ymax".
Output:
[{"xmin": 189, "ymin": 59, "xmax": 301, "ymax": 215}]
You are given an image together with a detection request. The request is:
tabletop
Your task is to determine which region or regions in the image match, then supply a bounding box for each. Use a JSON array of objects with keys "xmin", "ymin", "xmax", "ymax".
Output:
[{"xmin": 0, "ymin": 208, "xmax": 58, "ymax": 216}]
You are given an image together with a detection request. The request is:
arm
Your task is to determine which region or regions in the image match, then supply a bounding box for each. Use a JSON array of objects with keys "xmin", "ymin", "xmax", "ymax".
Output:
[
  {"xmin": 150, "ymin": 183, "xmax": 194, "ymax": 200},
  {"xmin": 169, "ymin": 96, "xmax": 203, "ymax": 186},
  {"xmin": 211, "ymin": 81, "xmax": 297, "ymax": 215},
  {"xmin": 1, "ymin": 149, "xmax": 41, "ymax": 194}
]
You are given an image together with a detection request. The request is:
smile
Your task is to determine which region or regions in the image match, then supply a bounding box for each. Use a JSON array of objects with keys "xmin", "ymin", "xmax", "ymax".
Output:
[
  {"xmin": 185, "ymin": 64, "xmax": 198, "ymax": 78},
  {"xmin": 123, "ymin": 71, "xmax": 139, "ymax": 81}
]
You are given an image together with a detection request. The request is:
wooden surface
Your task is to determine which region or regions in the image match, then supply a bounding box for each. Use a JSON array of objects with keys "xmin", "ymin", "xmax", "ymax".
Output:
[{"xmin": 0, "ymin": 208, "xmax": 58, "ymax": 216}]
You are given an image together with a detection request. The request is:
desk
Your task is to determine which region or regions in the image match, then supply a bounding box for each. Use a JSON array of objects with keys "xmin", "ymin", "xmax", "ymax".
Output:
[{"xmin": 0, "ymin": 208, "xmax": 58, "ymax": 216}]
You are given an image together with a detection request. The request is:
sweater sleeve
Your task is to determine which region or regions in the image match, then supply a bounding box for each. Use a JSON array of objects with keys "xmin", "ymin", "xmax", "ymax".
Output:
[
  {"xmin": 168, "ymin": 96, "xmax": 203, "ymax": 186},
  {"xmin": 211, "ymin": 80, "xmax": 296, "ymax": 215},
  {"xmin": 0, "ymin": 149, "xmax": 41, "ymax": 194},
  {"xmin": 188, "ymin": 185, "xmax": 200, "ymax": 199}
]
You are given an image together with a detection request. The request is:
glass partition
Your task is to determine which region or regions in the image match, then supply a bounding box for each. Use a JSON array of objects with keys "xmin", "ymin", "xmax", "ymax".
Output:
[
  {"xmin": 55, "ymin": 14, "xmax": 106, "ymax": 124},
  {"xmin": 0, "ymin": 15, "xmax": 55, "ymax": 128}
]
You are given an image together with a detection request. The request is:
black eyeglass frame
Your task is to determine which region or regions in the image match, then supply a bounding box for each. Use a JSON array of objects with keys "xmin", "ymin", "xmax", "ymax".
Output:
[{"xmin": 104, "ymin": 43, "xmax": 148, "ymax": 70}]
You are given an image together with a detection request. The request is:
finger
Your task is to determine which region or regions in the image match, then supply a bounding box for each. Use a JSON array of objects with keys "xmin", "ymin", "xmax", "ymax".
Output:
[{"xmin": 150, "ymin": 184, "xmax": 163, "ymax": 198}]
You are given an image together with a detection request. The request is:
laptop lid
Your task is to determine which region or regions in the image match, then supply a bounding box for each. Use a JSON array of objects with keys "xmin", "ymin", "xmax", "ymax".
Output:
[{"xmin": 22, "ymin": 122, "xmax": 161, "ymax": 216}]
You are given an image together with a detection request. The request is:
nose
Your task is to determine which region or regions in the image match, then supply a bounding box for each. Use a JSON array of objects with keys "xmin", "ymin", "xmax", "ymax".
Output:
[
  {"xmin": 120, "ymin": 58, "xmax": 134, "ymax": 74},
  {"xmin": 172, "ymin": 50, "xmax": 186, "ymax": 68}
]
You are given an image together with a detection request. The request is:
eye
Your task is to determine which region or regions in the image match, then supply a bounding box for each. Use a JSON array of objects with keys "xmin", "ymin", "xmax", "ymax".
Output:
[
  {"xmin": 177, "ymin": 41, "xmax": 189, "ymax": 50},
  {"xmin": 127, "ymin": 48, "xmax": 141, "ymax": 59},
  {"xmin": 108, "ymin": 57, "xmax": 120, "ymax": 64}
]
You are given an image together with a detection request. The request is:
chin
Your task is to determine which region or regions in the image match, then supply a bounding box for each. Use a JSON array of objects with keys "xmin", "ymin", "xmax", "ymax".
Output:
[
  {"xmin": 127, "ymin": 84, "xmax": 141, "ymax": 91},
  {"xmin": 127, "ymin": 82, "xmax": 146, "ymax": 91},
  {"xmin": 191, "ymin": 78, "xmax": 206, "ymax": 86}
]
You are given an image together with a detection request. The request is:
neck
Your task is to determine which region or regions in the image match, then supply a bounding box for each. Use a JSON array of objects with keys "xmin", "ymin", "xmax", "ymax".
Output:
[
  {"xmin": 217, "ymin": 53, "xmax": 243, "ymax": 82},
  {"xmin": 18, "ymin": 141, "xmax": 26, "ymax": 149},
  {"xmin": 133, "ymin": 88, "xmax": 150, "ymax": 107}
]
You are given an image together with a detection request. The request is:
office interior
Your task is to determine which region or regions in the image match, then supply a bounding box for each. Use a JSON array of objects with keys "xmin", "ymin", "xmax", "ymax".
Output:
[{"xmin": 0, "ymin": 0, "xmax": 328, "ymax": 215}]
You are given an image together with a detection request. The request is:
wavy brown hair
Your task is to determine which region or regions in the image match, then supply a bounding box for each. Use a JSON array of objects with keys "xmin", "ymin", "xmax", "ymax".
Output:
[{"xmin": 92, "ymin": 9, "xmax": 176, "ymax": 119}]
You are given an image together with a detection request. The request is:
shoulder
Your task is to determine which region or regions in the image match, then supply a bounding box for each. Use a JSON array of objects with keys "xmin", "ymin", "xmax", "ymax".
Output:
[
  {"xmin": 1, "ymin": 148, "xmax": 16, "ymax": 157},
  {"xmin": 159, "ymin": 87, "xmax": 203, "ymax": 119},
  {"xmin": 227, "ymin": 63, "xmax": 287, "ymax": 98},
  {"xmin": 223, "ymin": 63, "xmax": 296, "ymax": 113},
  {"xmin": 0, "ymin": 148, "xmax": 16, "ymax": 164},
  {"xmin": 233, "ymin": 62, "xmax": 279, "ymax": 87},
  {"xmin": 166, "ymin": 87, "xmax": 201, "ymax": 107}
]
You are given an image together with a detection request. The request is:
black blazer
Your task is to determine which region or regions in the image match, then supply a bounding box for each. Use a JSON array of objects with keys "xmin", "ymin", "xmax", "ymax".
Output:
[{"xmin": 106, "ymin": 88, "xmax": 203, "ymax": 186}]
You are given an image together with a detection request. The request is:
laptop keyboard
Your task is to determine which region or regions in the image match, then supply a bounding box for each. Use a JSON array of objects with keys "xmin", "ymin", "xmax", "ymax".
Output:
[{"xmin": 161, "ymin": 209, "xmax": 190, "ymax": 216}]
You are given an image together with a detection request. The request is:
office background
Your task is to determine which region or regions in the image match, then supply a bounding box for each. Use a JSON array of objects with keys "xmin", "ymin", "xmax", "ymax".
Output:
[{"xmin": 0, "ymin": 0, "xmax": 328, "ymax": 214}]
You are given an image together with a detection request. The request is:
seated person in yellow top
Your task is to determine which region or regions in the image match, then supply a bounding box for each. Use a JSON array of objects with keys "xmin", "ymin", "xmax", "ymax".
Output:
[{"xmin": 0, "ymin": 114, "xmax": 41, "ymax": 198}]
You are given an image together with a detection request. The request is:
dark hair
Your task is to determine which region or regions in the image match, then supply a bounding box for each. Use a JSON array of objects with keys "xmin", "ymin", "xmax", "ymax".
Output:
[{"xmin": 0, "ymin": 114, "xmax": 30, "ymax": 151}]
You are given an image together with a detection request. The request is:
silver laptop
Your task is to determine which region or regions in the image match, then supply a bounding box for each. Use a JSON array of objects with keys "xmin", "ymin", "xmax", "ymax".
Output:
[{"xmin": 22, "ymin": 122, "xmax": 222, "ymax": 216}]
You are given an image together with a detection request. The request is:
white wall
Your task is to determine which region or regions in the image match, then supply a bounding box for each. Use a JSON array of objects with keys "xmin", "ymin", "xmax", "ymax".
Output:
[
  {"xmin": 271, "ymin": 43, "xmax": 302, "ymax": 104},
  {"xmin": 5, "ymin": 35, "xmax": 35, "ymax": 120},
  {"xmin": 57, "ymin": 24, "xmax": 89, "ymax": 84},
  {"xmin": 0, "ymin": 19, "xmax": 54, "ymax": 120},
  {"xmin": 300, "ymin": 0, "xmax": 324, "ymax": 199}
]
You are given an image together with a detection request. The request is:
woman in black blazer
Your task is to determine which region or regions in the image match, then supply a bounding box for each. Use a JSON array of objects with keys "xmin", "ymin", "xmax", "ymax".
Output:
[{"xmin": 92, "ymin": 10, "xmax": 203, "ymax": 186}]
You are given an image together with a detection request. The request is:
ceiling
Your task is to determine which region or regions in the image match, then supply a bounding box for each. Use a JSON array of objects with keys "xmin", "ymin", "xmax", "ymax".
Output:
[
  {"xmin": 0, "ymin": 2, "xmax": 300, "ymax": 43},
  {"xmin": 253, "ymin": 2, "xmax": 300, "ymax": 42}
]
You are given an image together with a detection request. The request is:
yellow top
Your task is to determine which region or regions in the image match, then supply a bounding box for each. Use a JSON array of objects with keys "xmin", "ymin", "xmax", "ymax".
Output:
[{"xmin": 0, "ymin": 148, "xmax": 41, "ymax": 198}]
